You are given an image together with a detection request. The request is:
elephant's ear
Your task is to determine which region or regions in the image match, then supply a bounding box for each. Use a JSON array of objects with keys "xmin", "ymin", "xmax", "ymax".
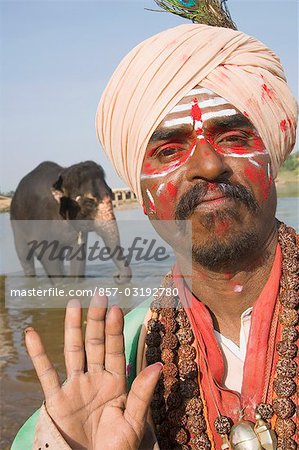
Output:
[
  {"xmin": 51, "ymin": 175, "xmax": 64, "ymax": 202},
  {"xmin": 51, "ymin": 175, "xmax": 69, "ymax": 219}
]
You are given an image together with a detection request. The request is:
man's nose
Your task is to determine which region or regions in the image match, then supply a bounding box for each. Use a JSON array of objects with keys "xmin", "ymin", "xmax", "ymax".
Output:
[{"xmin": 185, "ymin": 138, "xmax": 231, "ymax": 182}]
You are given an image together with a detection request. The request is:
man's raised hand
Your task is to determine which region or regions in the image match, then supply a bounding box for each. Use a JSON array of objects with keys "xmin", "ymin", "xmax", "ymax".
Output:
[{"xmin": 25, "ymin": 295, "xmax": 162, "ymax": 450}]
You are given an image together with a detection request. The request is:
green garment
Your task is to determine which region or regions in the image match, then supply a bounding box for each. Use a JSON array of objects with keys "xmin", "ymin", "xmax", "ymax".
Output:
[{"xmin": 11, "ymin": 300, "xmax": 150, "ymax": 450}]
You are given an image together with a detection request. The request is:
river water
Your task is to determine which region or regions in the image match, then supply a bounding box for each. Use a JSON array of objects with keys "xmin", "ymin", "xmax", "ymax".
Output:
[{"xmin": 1, "ymin": 196, "xmax": 298, "ymax": 449}]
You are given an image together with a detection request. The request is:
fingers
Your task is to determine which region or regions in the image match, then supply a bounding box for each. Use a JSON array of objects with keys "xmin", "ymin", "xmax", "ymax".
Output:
[
  {"xmin": 64, "ymin": 299, "xmax": 85, "ymax": 378},
  {"xmin": 25, "ymin": 327, "xmax": 61, "ymax": 399},
  {"xmin": 124, "ymin": 363, "xmax": 163, "ymax": 430},
  {"xmin": 104, "ymin": 306, "xmax": 125, "ymax": 376},
  {"xmin": 85, "ymin": 294, "xmax": 107, "ymax": 372}
]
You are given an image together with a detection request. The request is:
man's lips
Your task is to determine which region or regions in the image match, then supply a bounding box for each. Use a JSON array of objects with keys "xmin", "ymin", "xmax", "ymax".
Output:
[{"xmin": 195, "ymin": 193, "xmax": 233, "ymax": 208}]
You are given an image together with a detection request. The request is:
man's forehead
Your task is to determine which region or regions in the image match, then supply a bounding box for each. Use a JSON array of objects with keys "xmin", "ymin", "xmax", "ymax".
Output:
[
  {"xmin": 148, "ymin": 84, "xmax": 253, "ymax": 144},
  {"xmin": 176, "ymin": 84, "xmax": 226, "ymax": 104}
]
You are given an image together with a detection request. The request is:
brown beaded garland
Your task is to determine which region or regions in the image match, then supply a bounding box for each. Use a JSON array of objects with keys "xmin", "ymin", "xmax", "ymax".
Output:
[
  {"xmin": 273, "ymin": 398, "xmax": 296, "ymax": 419},
  {"xmin": 187, "ymin": 415, "xmax": 207, "ymax": 433},
  {"xmin": 163, "ymin": 362, "xmax": 179, "ymax": 378},
  {"xmin": 277, "ymin": 437, "xmax": 297, "ymax": 450},
  {"xmin": 185, "ymin": 397, "xmax": 203, "ymax": 416},
  {"xmin": 178, "ymin": 344, "xmax": 197, "ymax": 361},
  {"xmin": 281, "ymin": 326, "xmax": 299, "ymax": 343},
  {"xmin": 145, "ymin": 331, "xmax": 162, "ymax": 347},
  {"xmin": 274, "ymin": 418, "xmax": 296, "ymax": 438},
  {"xmin": 276, "ymin": 340, "xmax": 298, "ymax": 359},
  {"xmin": 177, "ymin": 327, "xmax": 194, "ymax": 345},
  {"xmin": 276, "ymin": 358, "xmax": 297, "ymax": 378},
  {"xmin": 161, "ymin": 348, "xmax": 175, "ymax": 364},
  {"xmin": 178, "ymin": 359, "xmax": 198, "ymax": 379},
  {"xmin": 280, "ymin": 291, "xmax": 299, "ymax": 309},
  {"xmin": 214, "ymin": 415, "xmax": 232, "ymax": 435},
  {"xmin": 162, "ymin": 332, "xmax": 179, "ymax": 349},
  {"xmin": 145, "ymin": 346, "xmax": 161, "ymax": 364},
  {"xmin": 278, "ymin": 308, "xmax": 298, "ymax": 327},
  {"xmin": 145, "ymin": 222, "xmax": 298, "ymax": 449},
  {"xmin": 273, "ymin": 378, "xmax": 297, "ymax": 398},
  {"xmin": 169, "ymin": 427, "xmax": 189, "ymax": 445},
  {"xmin": 255, "ymin": 403, "xmax": 274, "ymax": 420}
]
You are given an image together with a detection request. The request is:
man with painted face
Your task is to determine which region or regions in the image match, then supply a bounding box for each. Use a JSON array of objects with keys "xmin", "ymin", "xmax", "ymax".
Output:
[{"xmin": 13, "ymin": 16, "xmax": 298, "ymax": 450}]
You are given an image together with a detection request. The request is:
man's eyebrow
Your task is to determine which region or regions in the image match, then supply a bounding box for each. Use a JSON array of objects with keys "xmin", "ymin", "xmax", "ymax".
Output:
[
  {"xmin": 149, "ymin": 125, "xmax": 193, "ymax": 144},
  {"xmin": 207, "ymin": 113, "xmax": 252, "ymax": 130}
]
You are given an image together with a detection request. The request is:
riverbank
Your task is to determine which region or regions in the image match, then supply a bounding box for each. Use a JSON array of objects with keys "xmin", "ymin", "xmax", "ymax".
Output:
[{"xmin": 0, "ymin": 196, "xmax": 11, "ymax": 213}]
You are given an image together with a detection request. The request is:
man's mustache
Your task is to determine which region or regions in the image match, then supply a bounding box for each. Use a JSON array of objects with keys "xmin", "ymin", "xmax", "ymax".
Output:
[{"xmin": 175, "ymin": 181, "xmax": 259, "ymax": 221}]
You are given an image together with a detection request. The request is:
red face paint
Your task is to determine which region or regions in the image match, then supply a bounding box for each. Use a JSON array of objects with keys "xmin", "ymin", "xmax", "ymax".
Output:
[
  {"xmin": 244, "ymin": 164, "xmax": 269, "ymax": 201},
  {"xmin": 215, "ymin": 219, "xmax": 230, "ymax": 235},
  {"xmin": 191, "ymin": 98, "xmax": 204, "ymax": 138},
  {"xmin": 142, "ymin": 140, "xmax": 196, "ymax": 178},
  {"xmin": 166, "ymin": 181, "xmax": 177, "ymax": 198}
]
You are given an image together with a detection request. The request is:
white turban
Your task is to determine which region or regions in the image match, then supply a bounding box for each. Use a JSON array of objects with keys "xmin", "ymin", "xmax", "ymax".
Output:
[{"xmin": 96, "ymin": 24, "xmax": 298, "ymax": 203}]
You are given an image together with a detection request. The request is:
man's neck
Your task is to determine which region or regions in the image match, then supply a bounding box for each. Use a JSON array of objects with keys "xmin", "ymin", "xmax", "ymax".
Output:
[{"xmin": 176, "ymin": 225, "xmax": 278, "ymax": 345}]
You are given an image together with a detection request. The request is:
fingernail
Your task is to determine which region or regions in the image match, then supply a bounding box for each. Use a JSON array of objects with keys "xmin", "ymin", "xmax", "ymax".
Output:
[
  {"xmin": 154, "ymin": 362, "xmax": 163, "ymax": 370},
  {"xmin": 24, "ymin": 327, "xmax": 34, "ymax": 334}
]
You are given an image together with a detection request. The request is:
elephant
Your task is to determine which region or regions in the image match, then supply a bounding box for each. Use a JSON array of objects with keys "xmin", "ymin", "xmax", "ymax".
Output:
[{"xmin": 10, "ymin": 161, "xmax": 132, "ymax": 284}]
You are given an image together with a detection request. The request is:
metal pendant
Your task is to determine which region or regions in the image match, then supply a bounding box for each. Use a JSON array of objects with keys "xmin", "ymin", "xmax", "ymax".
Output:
[
  {"xmin": 229, "ymin": 421, "xmax": 263, "ymax": 450},
  {"xmin": 254, "ymin": 415, "xmax": 277, "ymax": 450}
]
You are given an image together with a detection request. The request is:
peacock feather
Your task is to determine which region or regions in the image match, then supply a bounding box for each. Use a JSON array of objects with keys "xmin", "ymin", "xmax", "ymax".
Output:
[{"xmin": 150, "ymin": 0, "xmax": 237, "ymax": 30}]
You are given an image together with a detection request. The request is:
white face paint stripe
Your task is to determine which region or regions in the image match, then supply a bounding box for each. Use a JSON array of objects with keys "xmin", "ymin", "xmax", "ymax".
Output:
[
  {"xmin": 146, "ymin": 188, "xmax": 155, "ymax": 204},
  {"xmin": 267, "ymin": 163, "xmax": 271, "ymax": 178},
  {"xmin": 186, "ymin": 88, "xmax": 214, "ymax": 96},
  {"xmin": 156, "ymin": 183, "xmax": 165, "ymax": 196},
  {"xmin": 164, "ymin": 110, "xmax": 237, "ymax": 127},
  {"xmin": 164, "ymin": 116, "xmax": 193, "ymax": 127},
  {"xmin": 225, "ymin": 149, "xmax": 268, "ymax": 159},
  {"xmin": 202, "ymin": 109, "xmax": 237, "ymax": 121},
  {"xmin": 170, "ymin": 97, "xmax": 229, "ymax": 114}
]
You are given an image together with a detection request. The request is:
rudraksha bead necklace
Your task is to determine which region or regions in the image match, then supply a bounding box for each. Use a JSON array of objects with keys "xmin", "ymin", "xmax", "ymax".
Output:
[{"xmin": 145, "ymin": 222, "xmax": 298, "ymax": 450}]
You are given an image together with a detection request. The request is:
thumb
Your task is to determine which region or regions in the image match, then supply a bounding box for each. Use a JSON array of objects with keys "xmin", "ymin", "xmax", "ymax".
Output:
[{"xmin": 124, "ymin": 362, "xmax": 163, "ymax": 433}]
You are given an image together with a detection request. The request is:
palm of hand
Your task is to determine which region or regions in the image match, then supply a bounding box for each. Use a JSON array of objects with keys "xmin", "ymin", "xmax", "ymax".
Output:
[{"xmin": 25, "ymin": 296, "xmax": 162, "ymax": 450}]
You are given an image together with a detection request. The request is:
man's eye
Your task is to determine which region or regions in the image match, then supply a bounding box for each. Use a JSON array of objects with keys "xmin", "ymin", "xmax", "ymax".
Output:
[
  {"xmin": 157, "ymin": 146, "xmax": 184, "ymax": 157},
  {"xmin": 217, "ymin": 133, "xmax": 248, "ymax": 144}
]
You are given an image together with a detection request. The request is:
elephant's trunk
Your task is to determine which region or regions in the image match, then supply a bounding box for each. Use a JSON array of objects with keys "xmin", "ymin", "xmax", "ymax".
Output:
[{"xmin": 94, "ymin": 196, "xmax": 132, "ymax": 284}]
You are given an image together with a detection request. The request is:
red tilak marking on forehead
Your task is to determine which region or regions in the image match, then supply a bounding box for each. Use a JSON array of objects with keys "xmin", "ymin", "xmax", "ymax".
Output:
[{"xmin": 191, "ymin": 97, "xmax": 202, "ymax": 122}]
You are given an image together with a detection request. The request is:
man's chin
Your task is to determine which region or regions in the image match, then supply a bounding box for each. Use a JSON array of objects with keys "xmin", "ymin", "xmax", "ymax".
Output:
[
  {"xmin": 191, "ymin": 206, "xmax": 242, "ymax": 231},
  {"xmin": 191, "ymin": 229, "xmax": 259, "ymax": 271}
]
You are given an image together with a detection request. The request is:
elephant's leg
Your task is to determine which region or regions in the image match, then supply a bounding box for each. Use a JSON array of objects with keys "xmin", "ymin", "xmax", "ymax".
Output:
[
  {"xmin": 11, "ymin": 224, "xmax": 36, "ymax": 276},
  {"xmin": 94, "ymin": 198, "xmax": 132, "ymax": 284},
  {"xmin": 69, "ymin": 232, "xmax": 87, "ymax": 278},
  {"xmin": 39, "ymin": 253, "xmax": 64, "ymax": 279}
]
